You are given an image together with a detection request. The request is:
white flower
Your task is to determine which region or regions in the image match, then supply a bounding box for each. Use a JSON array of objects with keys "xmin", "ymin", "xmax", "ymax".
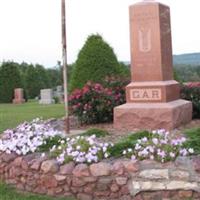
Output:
[
  {"xmin": 152, "ymin": 138, "xmax": 158, "ymax": 145},
  {"xmin": 58, "ymin": 146, "xmax": 62, "ymax": 150},
  {"xmin": 128, "ymin": 148, "xmax": 132, "ymax": 152},
  {"xmin": 123, "ymin": 150, "xmax": 127, "ymax": 155},
  {"xmin": 76, "ymin": 145, "xmax": 81, "ymax": 150},
  {"xmin": 142, "ymin": 137, "xmax": 148, "ymax": 143},
  {"xmin": 104, "ymin": 153, "xmax": 109, "ymax": 158},
  {"xmin": 135, "ymin": 143, "xmax": 141, "ymax": 150},
  {"xmin": 150, "ymin": 155, "xmax": 154, "ymax": 160},
  {"xmin": 188, "ymin": 148, "xmax": 194, "ymax": 154},
  {"xmin": 60, "ymin": 140, "xmax": 65, "ymax": 144},
  {"xmin": 131, "ymin": 155, "xmax": 136, "ymax": 161},
  {"xmin": 169, "ymin": 152, "xmax": 175, "ymax": 158},
  {"xmin": 41, "ymin": 153, "xmax": 46, "ymax": 158}
]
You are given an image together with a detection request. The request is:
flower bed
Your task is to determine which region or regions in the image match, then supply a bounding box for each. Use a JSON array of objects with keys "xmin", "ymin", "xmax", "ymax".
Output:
[{"xmin": 1, "ymin": 119, "xmax": 200, "ymax": 199}]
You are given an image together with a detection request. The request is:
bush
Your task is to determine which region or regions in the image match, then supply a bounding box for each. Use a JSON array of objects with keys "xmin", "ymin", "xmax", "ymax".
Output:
[
  {"xmin": 108, "ymin": 131, "xmax": 151, "ymax": 157},
  {"xmin": 122, "ymin": 129, "xmax": 194, "ymax": 163},
  {"xmin": 184, "ymin": 127, "xmax": 200, "ymax": 154},
  {"xmin": 181, "ymin": 84, "xmax": 200, "ymax": 118},
  {"xmin": 50, "ymin": 135, "xmax": 113, "ymax": 164},
  {"xmin": 70, "ymin": 34, "xmax": 123, "ymax": 92},
  {"xmin": 80, "ymin": 128, "xmax": 109, "ymax": 138},
  {"xmin": 69, "ymin": 80, "xmax": 126, "ymax": 124},
  {"xmin": 0, "ymin": 62, "xmax": 22, "ymax": 103}
]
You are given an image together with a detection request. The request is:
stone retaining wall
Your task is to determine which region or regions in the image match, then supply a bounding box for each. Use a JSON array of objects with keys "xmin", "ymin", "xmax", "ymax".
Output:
[{"xmin": 1, "ymin": 152, "xmax": 200, "ymax": 200}]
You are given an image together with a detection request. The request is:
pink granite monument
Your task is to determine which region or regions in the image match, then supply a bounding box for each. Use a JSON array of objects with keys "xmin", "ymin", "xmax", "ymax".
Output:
[
  {"xmin": 13, "ymin": 88, "xmax": 25, "ymax": 104},
  {"xmin": 114, "ymin": 0, "xmax": 192, "ymax": 130}
]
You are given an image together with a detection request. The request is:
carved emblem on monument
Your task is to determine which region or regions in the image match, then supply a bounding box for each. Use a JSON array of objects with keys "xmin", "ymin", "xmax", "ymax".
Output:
[{"xmin": 139, "ymin": 27, "xmax": 151, "ymax": 52}]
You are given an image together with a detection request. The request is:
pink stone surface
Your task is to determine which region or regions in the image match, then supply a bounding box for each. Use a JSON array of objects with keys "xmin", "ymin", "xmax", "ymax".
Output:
[
  {"xmin": 13, "ymin": 88, "xmax": 25, "ymax": 104},
  {"xmin": 130, "ymin": 1, "xmax": 173, "ymax": 81},
  {"xmin": 114, "ymin": 1, "xmax": 192, "ymax": 130},
  {"xmin": 114, "ymin": 100, "xmax": 192, "ymax": 131},
  {"xmin": 126, "ymin": 80, "xmax": 180, "ymax": 103}
]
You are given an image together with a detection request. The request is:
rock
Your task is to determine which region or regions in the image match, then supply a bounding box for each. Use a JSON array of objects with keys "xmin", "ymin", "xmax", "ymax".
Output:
[
  {"xmin": 193, "ymin": 157, "xmax": 200, "ymax": 173},
  {"xmin": 13, "ymin": 157, "xmax": 23, "ymax": 167},
  {"xmin": 175, "ymin": 156, "xmax": 192, "ymax": 169},
  {"xmin": 141, "ymin": 182, "xmax": 165, "ymax": 190},
  {"xmin": 9, "ymin": 166, "xmax": 22, "ymax": 177},
  {"xmin": 30, "ymin": 159, "xmax": 44, "ymax": 171},
  {"xmin": 72, "ymin": 177, "xmax": 86, "ymax": 187},
  {"xmin": 63, "ymin": 185, "xmax": 70, "ymax": 192},
  {"xmin": 55, "ymin": 187, "xmax": 63, "ymax": 194},
  {"xmin": 71, "ymin": 186, "xmax": 83, "ymax": 194},
  {"xmin": 119, "ymin": 185, "xmax": 129, "ymax": 195},
  {"xmin": 110, "ymin": 192, "xmax": 119, "ymax": 198},
  {"xmin": 116, "ymin": 177, "xmax": 128, "ymax": 185},
  {"xmin": 119, "ymin": 195, "xmax": 132, "ymax": 200},
  {"xmin": 34, "ymin": 186, "xmax": 47, "ymax": 194},
  {"xmin": 110, "ymin": 183, "xmax": 119, "ymax": 192},
  {"xmin": 130, "ymin": 181, "xmax": 165, "ymax": 195},
  {"xmin": 166, "ymin": 181, "xmax": 198, "ymax": 190},
  {"xmin": 41, "ymin": 175, "xmax": 58, "ymax": 188},
  {"xmin": 60, "ymin": 162, "xmax": 75, "ymax": 175},
  {"xmin": 41, "ymin": 160, "xmax": 59, "ymax": 173},
  {"xmin": 73, "ymin": 164, "xmax": 90, "ymax": 177},
  {"xmin": 98, "ymin": 177, "xmax": 113, "ymax": 185},
  {"xmin": 77, "ymin": 193, "xmax": 92, "ymax": 200},
  {"xmin": 94, "ymin": 190, "xmax": 110, "ymax": 197},
  {"xmin": 21, "ymin": 160, "xmax": 29, "ymax": 170},
  {"xmin": 90, "ymin": 162, "xmax": 111, "ymax": 177},
  {"xmin": 178, "ymin": 191, "xmax": 193, "ymax": 198},
  {"xmin": 139, "ymin": 169, "xmax": 169, "ymax": 179},
  {"xmin": 170, "ymin": 170, "xmax": 190, "ymax": 180},
  {"xmin": 122, "ymin": 160, "xmax": 139, "ymax": 173},
  {"xmin": 83, "ymin": 183, "xmax": 96, "ymax": 194},
  {"xmin": 96, "ymin": 182, "xmax": 109, "ymax": 191},
  {"xmin": 54, "ymin": 174, "xmax": 66, "ymax": 182},
  {"xmin": 82, "ymin": 176, "xmax": 97, "ymax": 183},
  {"xmin": 133, "ymin": 194, "xmax": 143, "ymax": 200},
  {"xmin": 112, "ymin": 161, "xmax": 124, "ymax": 175},
  {"xmin": 1, "ymin": 153, "xmax": 17, "ymax": 163}
]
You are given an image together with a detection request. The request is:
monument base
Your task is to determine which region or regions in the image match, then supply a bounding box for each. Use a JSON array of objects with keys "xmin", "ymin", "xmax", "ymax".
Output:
[
  {"xmin": 114, "ymin": 99, "xmax": 192, "ymax": 131},
  {"xmin": 13, "ymin": 99, "xmax": 25, "ymax": 104},
  {"xmin": 39, "ymin": 99, "xmax": 55, "ymax": 104}
]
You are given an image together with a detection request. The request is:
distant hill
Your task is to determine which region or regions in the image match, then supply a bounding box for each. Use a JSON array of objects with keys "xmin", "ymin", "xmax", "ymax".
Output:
[
  {"xmin": 123, "ymin": 52, "xmax": 200, "ymax": 66},
  {"xmin": 173, "ymin": 53, "xmax": 200, "ymax": 65}
]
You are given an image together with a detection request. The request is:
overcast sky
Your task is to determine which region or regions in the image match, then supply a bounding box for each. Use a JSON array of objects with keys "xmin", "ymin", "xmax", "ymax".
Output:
[{"xmin": 0, "ymin": 0, "xmax": 199, "ymax": 68}]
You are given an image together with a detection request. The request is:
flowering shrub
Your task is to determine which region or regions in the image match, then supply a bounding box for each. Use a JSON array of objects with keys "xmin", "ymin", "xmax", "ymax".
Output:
[
  {"xmin": 122, "ymin": 129, "xmax": 194, "ymax": 163},
  {"xmin": 69, "ymin": 81, "xmax": 127, "ymax": 124},
  {"xmin": 0, "ymin": 118, "xmax": 63, "ymax": 155},
  {"xmin": 50, "ymin": 135, "xmax": 113, "ymax": 164},
  {"xmin": 181, "ymin": 83, "xmax": 200, "ymax": 118},
  {"xmin": 0, "ymin": 118, "xmax": 195, "ymax": 165}
]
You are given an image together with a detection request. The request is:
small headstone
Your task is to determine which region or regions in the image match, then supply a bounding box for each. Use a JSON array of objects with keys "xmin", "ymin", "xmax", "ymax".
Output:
[
  {"xmin": 114, "ymin": 1, "xmax": 192, "ymax": 130},
  {"xmin": 56, "ymin": 85, "xmax": 62, "ymax": 93},
  {"xmin": 13, "ymin": 88, "xmax": 25, "ymax": 104},
  {"xmin": 53, "ymin": 85, "xmax": 64, "ymax": 103},
  {"xmin": 39, "ymin": 89, "xmax": 54, "ymax": 104}
]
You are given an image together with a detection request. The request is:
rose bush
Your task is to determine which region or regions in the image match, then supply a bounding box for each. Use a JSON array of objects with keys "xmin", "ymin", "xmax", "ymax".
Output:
[{"xmin": 69, "ymin": 78, "xmax": 128, "ymax": 124}]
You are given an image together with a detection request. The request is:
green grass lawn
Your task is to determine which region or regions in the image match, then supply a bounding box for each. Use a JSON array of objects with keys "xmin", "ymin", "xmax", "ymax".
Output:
[
  {"xmin": 0, "ymin": 183, "xmax": 75, "ymax": 200},
  {"xmin": 0, "ymin": 101, "xmax": 65, "ymax": 133}
]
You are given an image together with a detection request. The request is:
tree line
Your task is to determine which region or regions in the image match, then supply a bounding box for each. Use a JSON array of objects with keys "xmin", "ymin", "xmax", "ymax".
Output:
[
  {"xmin": 1, "ymin": 34, "xmax": 198, "ymax": 103},
  {"xmin": 0, "ymin": 62, "xmax": 63, "ymax": 103},
  {"xmin": 174, "ymin": 64, "xmax": 200, "ymax": 83}
]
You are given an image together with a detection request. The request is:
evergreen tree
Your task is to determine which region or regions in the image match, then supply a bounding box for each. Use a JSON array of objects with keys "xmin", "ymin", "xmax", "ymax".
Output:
[
  {"xmin": 0, "ymin": 62, "xmax": 22, "ymax": 103},
  {"xmin": 70, "ymin": 34, "xmax": 122, "ymax": 91}
]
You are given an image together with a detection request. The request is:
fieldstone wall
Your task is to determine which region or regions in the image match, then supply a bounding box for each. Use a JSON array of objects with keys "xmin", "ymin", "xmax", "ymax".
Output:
[{"xmin": 1, "ymin": 152, "xmax": 200, "ymax": 200}]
